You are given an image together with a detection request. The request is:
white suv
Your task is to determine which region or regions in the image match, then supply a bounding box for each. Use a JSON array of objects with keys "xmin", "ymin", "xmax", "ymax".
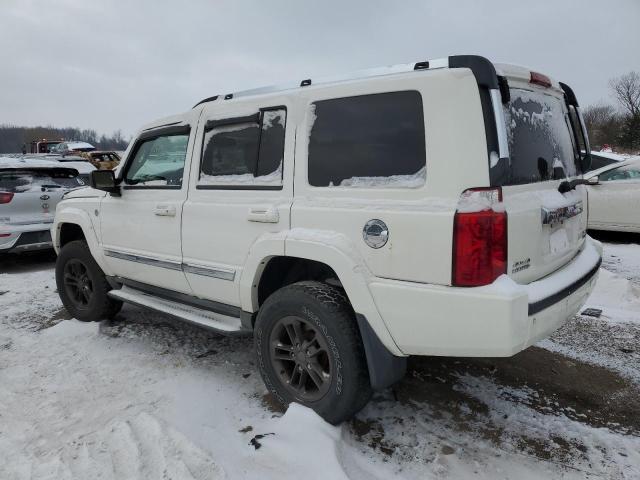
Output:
[{"xmin": 52, "ymin": 55, "xmax": 602, "ymax": 423}]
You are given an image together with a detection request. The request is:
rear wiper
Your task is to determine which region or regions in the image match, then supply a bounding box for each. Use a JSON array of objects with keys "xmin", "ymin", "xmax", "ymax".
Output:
[{"xmin": 558, "ymin": 179, "xmax": 591, "ymax": 194}]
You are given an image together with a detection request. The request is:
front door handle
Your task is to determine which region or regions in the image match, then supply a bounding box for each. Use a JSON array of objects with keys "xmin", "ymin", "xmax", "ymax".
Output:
[
  {"xmin": 247, "ymin": 206, "xmax": 279, "ymax": 223},
  {"xmin": 154, "ymin": 204, "xmax": 176, "ymax": 217}
]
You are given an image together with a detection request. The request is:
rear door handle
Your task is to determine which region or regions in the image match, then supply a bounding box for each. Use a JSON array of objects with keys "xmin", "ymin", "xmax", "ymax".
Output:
[
  {"xmin": 154, "ymin": 204, "xmax": 176, "ymax": 217},
  {"xmin": 247, "ymin": 206, "xmax": 279, "ymax": 223}
]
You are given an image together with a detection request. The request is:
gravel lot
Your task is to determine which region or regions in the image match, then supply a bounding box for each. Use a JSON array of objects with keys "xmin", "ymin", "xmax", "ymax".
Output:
[{"xmin": 1, "ymin": 236, "xmax": 639, "ymax": 479}]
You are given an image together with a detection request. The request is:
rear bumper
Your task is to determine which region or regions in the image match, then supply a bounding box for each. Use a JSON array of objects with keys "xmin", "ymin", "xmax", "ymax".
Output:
[
  {"xmin": 370, "ymin": 236, "xmax": 602, "ymax": 357},
  {"xmin": 0, "ymin": 225, "xmax": 53, "ymax": 253}
]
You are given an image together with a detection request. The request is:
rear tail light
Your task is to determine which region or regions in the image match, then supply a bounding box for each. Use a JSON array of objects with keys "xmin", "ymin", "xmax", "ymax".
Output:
[
  {"xmin": 0, "ymin": 192, "xmax": 14, "ymax": 204},
  {"xmin": 452, "ymin": 187, "xmax": 507, "ymax": 287},
  {"xmin": 530, "ymin": 71, "xmax": 552, "ymax": 88},
  {"xmin": 0, "ymin": 233, "xmax": 11, "ymax": 238}
]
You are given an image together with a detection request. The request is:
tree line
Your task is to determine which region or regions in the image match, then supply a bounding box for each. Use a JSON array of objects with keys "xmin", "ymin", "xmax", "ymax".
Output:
[
  {"xmin": 0, "ymin": 125, "xmax": 129, "ymax": 153},
  {"xmin": 583, "ymin": 71, "xmax": 640, "ymax": 152}
]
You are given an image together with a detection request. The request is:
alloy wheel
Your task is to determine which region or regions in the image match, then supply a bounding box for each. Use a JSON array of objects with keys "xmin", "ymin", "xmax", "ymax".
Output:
[{"xmin": 269, "ymin": 315, "xmax": 332, "ymax": 402}]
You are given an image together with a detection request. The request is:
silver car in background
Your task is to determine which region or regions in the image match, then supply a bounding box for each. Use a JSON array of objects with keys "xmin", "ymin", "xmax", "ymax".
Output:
[{"xmin": 0, "ymin": 158, "xmax": 88, "ymax": 254}]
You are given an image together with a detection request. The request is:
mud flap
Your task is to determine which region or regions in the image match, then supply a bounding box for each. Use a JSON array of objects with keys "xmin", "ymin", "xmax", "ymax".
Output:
[{"xmin": 355, "ymin": 313, "xmax": 407, "ymax": 390}]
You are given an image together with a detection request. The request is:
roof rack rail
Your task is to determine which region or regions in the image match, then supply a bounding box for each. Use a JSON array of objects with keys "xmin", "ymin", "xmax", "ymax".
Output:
[{"xmin": 191, "ymin": 57, "xmax": 450, "ymax": 108}]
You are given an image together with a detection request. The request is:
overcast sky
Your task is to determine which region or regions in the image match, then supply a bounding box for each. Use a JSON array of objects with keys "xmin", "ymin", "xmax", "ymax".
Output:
[{"xmin": 1, "ymin": 0, "xmax": 639, "ymax": 139}]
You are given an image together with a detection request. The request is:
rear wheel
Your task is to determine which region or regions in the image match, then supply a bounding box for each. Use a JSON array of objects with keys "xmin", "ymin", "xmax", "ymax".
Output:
[
  {"xmin": 254, "ymin": 281, "xmax": 372, "ymax": 424},
  {"xmin": 55, "ymin": 240, "xmax": 122, "ymax": 322}
]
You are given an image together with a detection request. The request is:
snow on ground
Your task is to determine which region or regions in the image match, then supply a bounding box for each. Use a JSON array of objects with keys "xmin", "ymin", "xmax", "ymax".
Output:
[{"xmin": 1, "ymin": 240, "xmax": 640, "ymax": 479}]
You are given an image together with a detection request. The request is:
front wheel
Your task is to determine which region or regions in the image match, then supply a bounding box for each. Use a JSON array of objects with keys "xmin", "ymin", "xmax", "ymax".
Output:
[
  {"xmin": 254, "ymin": 281, "xmax": 372, "ymax": 424},
  {"xmin": 55, "ymin": 240, "xmax": 122, "ymax": 322}
]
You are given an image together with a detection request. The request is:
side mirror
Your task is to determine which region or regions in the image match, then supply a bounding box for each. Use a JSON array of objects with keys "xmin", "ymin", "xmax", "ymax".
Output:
[
  {"xmin": 587, "ymin": 176, "xmax": 599, "ymax": 185},
  {"xmin": 90, "ymin": 170, "xmax": 120, "ymax": 195}
]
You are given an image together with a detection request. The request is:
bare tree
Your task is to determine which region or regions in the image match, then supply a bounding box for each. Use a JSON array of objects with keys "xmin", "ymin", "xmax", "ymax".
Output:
[
  {"xmin": 583, "ymin": 103, "xmax": 616, "ymax": 129},
  {"xmin": 582, "ymin": 103, "xmax": 622, "ymax": 148},
  {"xmin": 610, "ymin": 71, "xmax": 640, "ymax": 117}
]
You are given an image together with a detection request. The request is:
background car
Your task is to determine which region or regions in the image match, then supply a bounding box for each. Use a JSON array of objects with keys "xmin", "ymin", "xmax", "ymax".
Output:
[
  {"xmin": 76, "ymin": 150, "xmax": 121, "ymax": 170},
  {"xmin": 585, "ymin": 157, "xmax": 640, "ymax": 233},
  {"xmin": 0, "ymin": 158, "xmax": 87, "ymax": 254},
  {"xmin": 51, "ymin": 141, "xmax": 96, "ymax": 155}
]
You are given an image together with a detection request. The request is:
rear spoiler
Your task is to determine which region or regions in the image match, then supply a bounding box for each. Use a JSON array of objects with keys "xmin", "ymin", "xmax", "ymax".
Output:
[
  {"xmin": 448, "ymin": 55, "xmax": 509, "ymax": 180},
  {"xmin": 559, "ymin": 82, "xmax": 579, "ymax": 107}
]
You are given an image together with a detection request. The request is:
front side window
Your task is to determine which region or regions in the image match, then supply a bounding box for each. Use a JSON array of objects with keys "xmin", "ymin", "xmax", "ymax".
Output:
[
  {"xmin": 199, "ymin": 108, "xmax": 286, "ymax": 187},
  {"xmin": 599, "ymin": 164, "xmax": 640, "ymax": 182},
  {"xmin": 124, "ymin": 132, "xmax": 189, "ymax": 187},
  {"xmin": 308, "ymin": 91, "xmax": 426, "ymax": 188}
]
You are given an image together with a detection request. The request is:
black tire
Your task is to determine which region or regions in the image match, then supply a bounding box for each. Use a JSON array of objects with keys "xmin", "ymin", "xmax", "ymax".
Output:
[
  {"xmin": 55, "ymin": 240, "xmax": 122, "ymax": 322},
  {"xmin": 254, "ymin": 281, "xmax": 372, "ymax": 424}
]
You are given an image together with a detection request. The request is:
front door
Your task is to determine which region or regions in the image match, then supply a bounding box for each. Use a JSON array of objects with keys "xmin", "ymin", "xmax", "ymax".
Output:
[
  {"xmin": 100, "ymin": 125, "xmax": 195, "ymax": 294},
  {"xmin": 181, "ymin": 100, "xmax": 294, "ymax": 307}
]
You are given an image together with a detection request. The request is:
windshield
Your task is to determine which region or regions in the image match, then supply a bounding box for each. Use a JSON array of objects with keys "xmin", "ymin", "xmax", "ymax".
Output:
[
  {"xmin": 0, "ymin": 170, "xmax": 84, "ymax": 193},
  {"xmin": 493, "ymin": 88, "xmax": 580, "ymax": 186}
]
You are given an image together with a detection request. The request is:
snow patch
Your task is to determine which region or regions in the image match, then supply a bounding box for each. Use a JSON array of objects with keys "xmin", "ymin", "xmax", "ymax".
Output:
[
  {"xmin": 334, "ymin": 166, "xmax": 426, "ymax": 188},
  {"xmin": 582, "ymin": 268, "xmax": 640, "ymax": 324},
  {"xmin": 199, "ymin": 161, "xmax": 282, "ymax": 186}
]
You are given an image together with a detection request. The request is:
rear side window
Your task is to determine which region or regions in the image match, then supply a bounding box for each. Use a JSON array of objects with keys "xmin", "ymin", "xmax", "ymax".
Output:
[
  {"xmin": 599, "ymin": 164, "xmax": 640, "ymax": 182},
  {"xmin": 199, "ymin": 108, "xmax": 286, "ymax": 188},
  {"xmin": 308, "ymin": 91, "xmax": 426, "ymax": 188},
  {"xmin": 124, "ymin": 132, "xmax": 190, "ymax": 187},
  {"xmin": 0, "ymin": 170, "xmax": 83, "ymax": 192}
]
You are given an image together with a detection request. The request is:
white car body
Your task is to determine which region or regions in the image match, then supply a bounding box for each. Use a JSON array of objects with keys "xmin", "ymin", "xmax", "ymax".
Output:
[
  {"xmin": 52, "ymin": 56, "xmax": 601, "ymax": 394},
  {"xmin": 585, "ymin": 158, "xmax": 640, "ymax": 233}
]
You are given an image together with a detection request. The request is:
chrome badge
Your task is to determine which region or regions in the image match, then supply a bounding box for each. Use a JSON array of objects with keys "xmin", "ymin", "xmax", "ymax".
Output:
[{"xmin": 541, "ymin": 201, "xmax": 583, "ymax": 226}]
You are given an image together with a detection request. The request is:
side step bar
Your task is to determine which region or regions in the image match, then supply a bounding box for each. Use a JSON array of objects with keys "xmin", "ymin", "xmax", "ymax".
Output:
[{"xmin": 108, "ymin": 286, "xmax": 247, "ymax": 335}]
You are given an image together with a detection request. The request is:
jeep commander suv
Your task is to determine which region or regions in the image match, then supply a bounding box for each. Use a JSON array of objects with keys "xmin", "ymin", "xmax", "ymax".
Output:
[{"xmin": 52, "ymin": 55, "xmax": 602, "ymax": 423}]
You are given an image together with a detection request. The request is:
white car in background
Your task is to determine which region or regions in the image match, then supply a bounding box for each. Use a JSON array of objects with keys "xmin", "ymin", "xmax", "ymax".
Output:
[
  {"xmin": 0, "ymin": 158, "xmax": 90, "ymax": 254},
  {"xmin": 585, "ymin": 157, "xmax": 640, "ymax": 233},
  {"xmin": 51, "ymin": 141, "xmax": 96, "ymax": 155}
]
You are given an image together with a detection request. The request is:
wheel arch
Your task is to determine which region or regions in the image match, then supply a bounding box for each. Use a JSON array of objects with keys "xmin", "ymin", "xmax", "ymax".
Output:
[
  {"xmin": 241, "ymin": 232, "xmax": 406, "ymax": 386},
  {"xmin": 53, "ymin": 207, "xmax": 112, "ymax": 275}
]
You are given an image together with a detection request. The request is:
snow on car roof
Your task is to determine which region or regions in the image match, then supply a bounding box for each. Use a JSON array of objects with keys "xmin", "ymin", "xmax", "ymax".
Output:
[
  {"xmin": 65, "ymin": 141, "xmax": 95, "ymax": 150},
  {"xmin": 0, "ymin": 156, "xmax": 94, "ymax": 173}
]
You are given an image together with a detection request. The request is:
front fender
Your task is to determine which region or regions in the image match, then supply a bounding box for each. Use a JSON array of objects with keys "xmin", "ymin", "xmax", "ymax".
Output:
[{"xmin": 53, "ymin": 205, "xmax": 112, "ymax": 275}]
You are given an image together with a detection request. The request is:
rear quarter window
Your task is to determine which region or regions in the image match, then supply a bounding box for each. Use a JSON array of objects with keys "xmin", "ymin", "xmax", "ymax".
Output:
[{"xmin": 308, "ymin": 91, "xmax": 426, "ymax": 188}]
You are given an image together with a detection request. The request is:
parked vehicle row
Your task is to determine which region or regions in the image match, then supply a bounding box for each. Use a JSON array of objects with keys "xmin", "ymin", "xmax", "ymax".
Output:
[{"xmin": 51, "ymin": 55, "xmax": 602, "ymax": 423}]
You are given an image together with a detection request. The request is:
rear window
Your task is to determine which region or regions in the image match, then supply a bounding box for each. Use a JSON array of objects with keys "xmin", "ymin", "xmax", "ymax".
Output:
[
  {"xmin": 308, "ymin": 91, "xmax": 426, "ymax": 188},
  {"xmin": 0, "ymin": 170, "xmax": 84, "ymax": 192},
  {"xmin": 199, "ymin": 108, "xmax": 286, "ymax": 188},
  {"xmin": 494, "ymin": 88, "xmax": 579, "ymax": 186}
]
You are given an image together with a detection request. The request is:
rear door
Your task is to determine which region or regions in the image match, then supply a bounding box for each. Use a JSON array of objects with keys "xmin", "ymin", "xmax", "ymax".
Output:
[
  {"xmin": 493, "ymin": 77, "xmax": 589, "ymax": 283},
  {"xmin": 181, "ymin": 99, "xmax": 293, "ymax": 307}
]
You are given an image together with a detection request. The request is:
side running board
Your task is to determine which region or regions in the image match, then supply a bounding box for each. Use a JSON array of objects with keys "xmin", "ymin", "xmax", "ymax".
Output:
[{"xmin": 108, "ymin": 286, "xmax": 246, "ymax": 335}]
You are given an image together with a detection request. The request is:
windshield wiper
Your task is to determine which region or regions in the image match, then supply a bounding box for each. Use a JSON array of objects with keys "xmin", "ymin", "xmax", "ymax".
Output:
[{"xmin": 130, "ymin": 175, "xmax": 167, "ymax": 185}]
